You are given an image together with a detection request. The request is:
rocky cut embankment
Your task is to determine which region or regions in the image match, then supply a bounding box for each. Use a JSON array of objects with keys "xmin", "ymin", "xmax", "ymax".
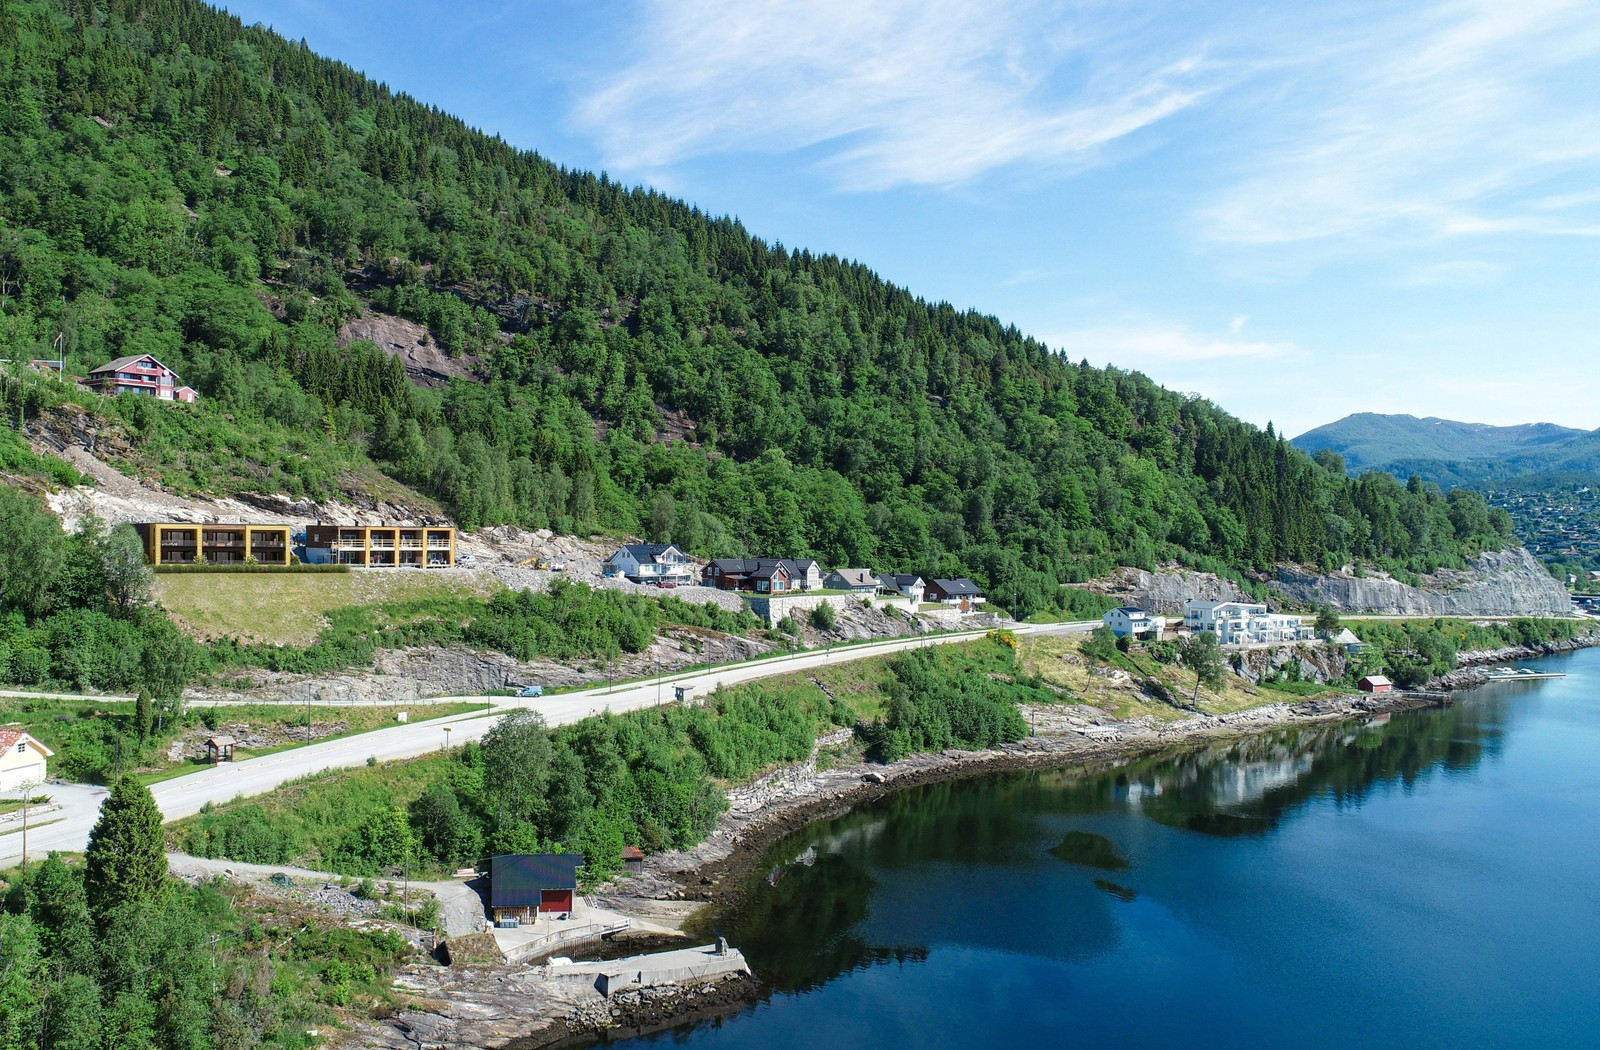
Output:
[
  {"xmin": 1100, "ymin": 547, "xmax": 1571, "ymax": 617},
  {"xmin": 1269, "ymin": 548, "xmax": 1571, "ymax": 617}
]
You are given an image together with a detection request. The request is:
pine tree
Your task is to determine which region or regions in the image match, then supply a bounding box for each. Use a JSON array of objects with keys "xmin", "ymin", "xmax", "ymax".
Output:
[{"xmin": 82, "ymin": 777, "xmax": 168, "ymax": 923}]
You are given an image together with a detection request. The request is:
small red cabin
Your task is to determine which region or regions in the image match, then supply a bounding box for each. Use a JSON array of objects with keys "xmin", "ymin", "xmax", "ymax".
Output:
[{"xmin": 1358, "ymin": 675, "xmax": 1394, "ymax": 694}]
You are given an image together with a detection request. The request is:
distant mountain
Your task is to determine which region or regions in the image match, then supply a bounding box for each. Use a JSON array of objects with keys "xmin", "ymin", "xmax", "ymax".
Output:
[{"xmin": 1291, "ymin": 414, "xmax": 1590, "ymax": 479}]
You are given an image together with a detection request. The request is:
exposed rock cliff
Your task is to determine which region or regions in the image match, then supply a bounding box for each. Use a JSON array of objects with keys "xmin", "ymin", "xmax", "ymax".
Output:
[
  {"xmin": 1269, "ymin": 548, "xmax": 1570, "ymax": 616},
  {"xmin": 1099, "ymin": 547, "xmax": 1569, "ymax": 617},
  {"xmin": 1095, "ymin": 567, "xmax": 1252, "ymax": 615}
]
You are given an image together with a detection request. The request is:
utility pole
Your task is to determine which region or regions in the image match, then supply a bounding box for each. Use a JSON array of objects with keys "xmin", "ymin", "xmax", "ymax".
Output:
[{"xmin": 18, "ymin": 778, "xmax": 40, "ymax": 874}]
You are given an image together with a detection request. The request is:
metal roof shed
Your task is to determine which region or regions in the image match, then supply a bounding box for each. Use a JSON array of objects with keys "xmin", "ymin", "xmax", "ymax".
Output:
[{"xmin": 490, "ymin": 853, "xmax": 583, "ymax": 921}]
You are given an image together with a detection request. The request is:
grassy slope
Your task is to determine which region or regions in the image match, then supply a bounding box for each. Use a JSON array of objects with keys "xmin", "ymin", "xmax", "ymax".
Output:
[
  {"xmin": 155, "ymin": 570, "xmax": 505, "ymax": 645},
  {"xmin": 1018, "ymin": 635, "xmax": 1339, "ymax": 721},
  {"xmin": 167, "ymin": 634, "xmax": 1338, "ymax": 876},
  {"xmin": 0, "ymin": 695, "xmax": 483, "ymax": 784}
]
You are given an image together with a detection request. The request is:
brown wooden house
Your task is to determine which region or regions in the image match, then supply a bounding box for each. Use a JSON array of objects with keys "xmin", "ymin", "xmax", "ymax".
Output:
[{"xmin": 702, "ymin": 558, "xmax": 794, "ymax": 594}]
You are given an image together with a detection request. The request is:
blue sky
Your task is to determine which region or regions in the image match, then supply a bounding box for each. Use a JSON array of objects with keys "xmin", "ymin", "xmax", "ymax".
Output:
[{"xmin": 221, "ymin": 0, "xmax": 1600, "ymax": 437}]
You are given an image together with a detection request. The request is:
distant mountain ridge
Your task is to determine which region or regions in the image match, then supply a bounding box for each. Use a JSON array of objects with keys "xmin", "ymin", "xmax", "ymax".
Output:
[{"xmin": 1292, "ymin": 413, "xmax": 1600, "ymax": 486}]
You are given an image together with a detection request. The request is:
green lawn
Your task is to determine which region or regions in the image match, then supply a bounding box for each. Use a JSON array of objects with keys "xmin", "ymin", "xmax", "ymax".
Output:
[
  {"xmin": 0, "ymin": 694, "xmax": 483, "ymax": 785},
  {"xmin": 154, "ymin": 569, "xmax": 505, "ymax": 645}
]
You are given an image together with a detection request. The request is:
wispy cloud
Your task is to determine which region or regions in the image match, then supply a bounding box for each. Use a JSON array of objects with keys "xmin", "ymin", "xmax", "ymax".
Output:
[
  {"xmin": 574, "ymin": 0, "xmax": 1221, "ymax": 190},
  {"xmin": 1048, "ymin": 320, "xmax": 1298, "ymax": 365},
  {"xmin": 1197, "ymin": 0, "xmax": 1600, "ymax": 250}
]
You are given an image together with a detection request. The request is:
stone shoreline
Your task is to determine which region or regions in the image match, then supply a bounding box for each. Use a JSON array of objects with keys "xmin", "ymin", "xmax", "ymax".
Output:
[
  {"xmin": 371, "ymin": 690, "xmax": 1446, "ymax": 1049},
  {"xmin": 1430, "ymin": 633, "xmax": 1600, "ymax": 690}
]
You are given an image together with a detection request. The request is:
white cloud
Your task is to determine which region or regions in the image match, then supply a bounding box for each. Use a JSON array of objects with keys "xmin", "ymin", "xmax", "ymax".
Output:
[
  {"xmin": 1228, "ymin": 313, "xmax": 1248, "ymax": 333},
  {"xmin": 1198, "ymin": 0, "xmax": 1600, "ymax": 250},
  {"xmin": 574, "ymin": 0, "xmax": 1220, "ymax": 190},
  {"xmin": 1048, "ymin": 320, "xmax": 1298, "ymax": 365}
]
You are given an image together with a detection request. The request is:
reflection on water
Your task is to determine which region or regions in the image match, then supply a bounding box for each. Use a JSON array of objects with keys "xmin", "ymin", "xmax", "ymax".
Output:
[
  {"xmin": 606, "ymin": 654, "xmax": 1600, "ymax": 1050},
  {"xmin": 713, "ymin": 691, "xmax": 1511, "ymax": 995},
  {"xmin": 1048, "ymin": 831, "xmax": 1129, "ymax": 870}
]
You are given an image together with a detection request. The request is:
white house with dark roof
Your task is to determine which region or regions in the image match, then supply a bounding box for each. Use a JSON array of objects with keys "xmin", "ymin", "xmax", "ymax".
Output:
[
  {"xmin": 882, "ymin": 574, "xmax": 926, "ymax": 604},
  {"xmin": 925, "ymin": 578, "xmax": 986, "ymax": 609},
  {"xmin": 1103, "ymin": 607, "xmax": 1165, "ymax": 639},
  {"xmin": 603, "ymin": 543, "xmax": 697, "ymax": 586}
]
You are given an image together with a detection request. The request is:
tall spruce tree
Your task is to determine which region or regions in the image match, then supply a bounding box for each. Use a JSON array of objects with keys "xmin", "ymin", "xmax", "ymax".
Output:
[{"xmin": 82, "ymin": 777, "xmax": 168, "ymax": 923}]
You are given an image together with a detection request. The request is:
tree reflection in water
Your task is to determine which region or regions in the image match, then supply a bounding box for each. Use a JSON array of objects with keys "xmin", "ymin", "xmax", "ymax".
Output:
[{"xmin": 699, "ymin": 696, "xmax": 1508, "ymax": 999}]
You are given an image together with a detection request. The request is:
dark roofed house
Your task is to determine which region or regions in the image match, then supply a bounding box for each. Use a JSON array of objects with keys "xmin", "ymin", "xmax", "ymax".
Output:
[
  {"xmin": 490, "ymin": 853, "xmax": 583, "ymax": 924},
  {"xmin": 603, "ymin": 542, "xmax": 696, "ymax": 586},
  {"xmin": 703, "ymin": 557, "xmax": 797, "ymax": 594},
  {"xmin": 925, "ymin": 578, "xmax": 986, "ymax": 611},
  {"xmin": 882, "ymin": 574, "xmax": 926, "ymax": 603}
]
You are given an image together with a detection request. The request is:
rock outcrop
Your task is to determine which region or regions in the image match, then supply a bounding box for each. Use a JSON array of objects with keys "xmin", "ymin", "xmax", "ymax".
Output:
[
  {"xmin": 1098, "ymin": 547, "xmax": 1569, "ymax": 617},
  {"xmin": 1269, "ymin": 548, "xmax": 1570, "ymax": 617},
  {"xmin": 1094, "ymin": 567, "xmax": 1252, "ymax": 615}
]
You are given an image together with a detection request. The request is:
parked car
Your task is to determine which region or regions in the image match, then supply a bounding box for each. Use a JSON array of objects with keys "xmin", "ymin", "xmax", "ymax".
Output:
[
  {"xmin": 516, "ymin": 685, "xmax": 544, "ymax": 698},
  {"xmin": 657, "ymin": 580, "xmax": 678, "ymax": 589}
]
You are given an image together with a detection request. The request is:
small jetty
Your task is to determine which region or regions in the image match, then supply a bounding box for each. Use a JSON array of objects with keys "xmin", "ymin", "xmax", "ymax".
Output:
[
  {"xmin": 1485, "ymin": 667, "xmax": 1567, "ymax": 682},
  {"xmin": 546, "ymin": 942, "xmax": 751, "ymax": 997}
]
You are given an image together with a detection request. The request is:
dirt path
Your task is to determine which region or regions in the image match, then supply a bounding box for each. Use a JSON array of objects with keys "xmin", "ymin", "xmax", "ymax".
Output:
[{"xmin": 166, "ymin": 852, "xmax": 488, "ymax": 937}]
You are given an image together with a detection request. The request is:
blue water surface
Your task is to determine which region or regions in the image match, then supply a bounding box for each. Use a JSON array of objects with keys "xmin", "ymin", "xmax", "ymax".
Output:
[{"xmin": 602, "ymin": 648, "xmax": 1600, "ymax": 1049}]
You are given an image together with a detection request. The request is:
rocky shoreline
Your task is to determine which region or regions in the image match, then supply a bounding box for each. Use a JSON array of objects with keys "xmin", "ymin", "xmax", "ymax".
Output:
[
  {"xmin": 1430, "ymin": 634, "xmax": 1600, "ymax": 690},
  {"xmin": 370, "ymin": 690, "xmax": 1447, "ymax": 1049}
]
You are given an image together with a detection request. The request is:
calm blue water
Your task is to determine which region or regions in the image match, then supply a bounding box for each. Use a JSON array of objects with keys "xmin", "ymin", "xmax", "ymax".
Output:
[{"xmin": 602, "ymin": 647, "xmax": 1600, "ymax": 1049}]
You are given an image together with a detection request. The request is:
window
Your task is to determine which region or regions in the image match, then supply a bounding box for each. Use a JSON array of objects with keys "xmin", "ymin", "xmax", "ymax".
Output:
[{"xmin": 16, "ymin": 742, "xmax": 24, "ymax": 753}]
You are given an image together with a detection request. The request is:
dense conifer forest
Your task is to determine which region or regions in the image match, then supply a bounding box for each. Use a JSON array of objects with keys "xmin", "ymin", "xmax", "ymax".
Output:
[{"xmin": 0, "ymin": 0, "xmax": 1516, "ymax": 618}]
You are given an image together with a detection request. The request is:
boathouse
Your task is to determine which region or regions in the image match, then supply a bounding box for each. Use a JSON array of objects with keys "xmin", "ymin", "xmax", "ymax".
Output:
[
  {"xmin": 1357, "ymin": 675, "xmax": 1394, "ymax": 694},
  {"xmin": 490, "ymin": 853, "xmax": 583, "ymax": 924}
]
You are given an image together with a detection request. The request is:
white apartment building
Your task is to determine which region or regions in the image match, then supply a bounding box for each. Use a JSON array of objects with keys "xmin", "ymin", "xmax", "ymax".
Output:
[{"xmin": 1184, "ymin": 600, "xmax": 1311, "ymax": 645}]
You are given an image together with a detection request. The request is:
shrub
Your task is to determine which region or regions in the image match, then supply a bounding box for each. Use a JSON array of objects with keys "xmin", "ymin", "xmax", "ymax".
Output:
[{"xmin": 809, "ymin": 602, "xmax": 836, "ymax": 630}]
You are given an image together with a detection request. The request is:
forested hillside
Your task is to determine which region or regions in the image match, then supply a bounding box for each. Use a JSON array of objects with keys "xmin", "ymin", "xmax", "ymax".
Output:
[{"xmin": 0, "ymin": 0, "xmax": 1514, "ymax": 613}]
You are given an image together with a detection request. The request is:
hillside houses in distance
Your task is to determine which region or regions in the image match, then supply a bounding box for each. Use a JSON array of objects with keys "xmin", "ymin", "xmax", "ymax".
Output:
[{"xmin": 600, "ymin": 546, "xmax": 989, "ymax": 610}]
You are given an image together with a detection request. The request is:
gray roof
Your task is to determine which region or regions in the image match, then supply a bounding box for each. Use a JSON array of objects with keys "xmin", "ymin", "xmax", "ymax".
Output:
[
  {"xmin": 708, "ymin": 557, "xmax": 810, "ymax": 577},
  {"xmin": 89, "ymin": 353, "xmax": 177, "ymax": 377},
  {"xmin": 885, "ymin": 574, "xmax": 924, "ymax": 588},
  {"xmin": 827, "ymin": 568, "xmax": 881, "ymax": 587},
  {"xmin": 1111, "ymin": 607, "xmax": 1149, "ymax": 616},
  {"xmin": 930, "ymin": 578, "xmax": 983, "ymax": 596},
  {"xmin": 490, "ymin": 853, "xmax": 583, "ymax": 907},
  {"xmin": 615, "ymin": 543, "xmax": 686, "ymax": 564}
]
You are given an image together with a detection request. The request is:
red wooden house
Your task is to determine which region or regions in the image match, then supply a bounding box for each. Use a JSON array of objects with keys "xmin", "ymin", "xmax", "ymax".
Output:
[{"xmin": 84, "ymin": 354, "xmax": 198, "ymax": 402}]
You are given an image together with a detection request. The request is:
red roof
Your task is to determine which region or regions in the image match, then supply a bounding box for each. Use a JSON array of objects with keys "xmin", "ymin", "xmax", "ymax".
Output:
[
  {"xmin": 621, "ymin": 846, "xmax": 645, "ymax": 860},
  {"xmin": 0, "ymin": 729, "xmax": 52, "ymax": 756}
]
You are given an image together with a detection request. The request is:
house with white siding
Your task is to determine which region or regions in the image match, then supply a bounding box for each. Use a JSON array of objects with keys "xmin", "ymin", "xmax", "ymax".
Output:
[
  {"xmin": 0, "ymin": 728, "xmax": 51, "ymax": 792},
  {"xmin": 1103, "ymin": 607, "xmax": 1165, "ymax": 639}
]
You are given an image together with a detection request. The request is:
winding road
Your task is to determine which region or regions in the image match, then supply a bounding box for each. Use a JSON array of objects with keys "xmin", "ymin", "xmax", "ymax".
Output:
[{"xmin": 0, "ymin": 620, "xmax": 1096, "ymax": 869}]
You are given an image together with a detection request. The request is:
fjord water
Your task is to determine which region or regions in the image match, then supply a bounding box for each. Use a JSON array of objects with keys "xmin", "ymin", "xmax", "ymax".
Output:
[{"xmin": 610, "ymin": 648, "xmax": 1600, "ymax": 1049}]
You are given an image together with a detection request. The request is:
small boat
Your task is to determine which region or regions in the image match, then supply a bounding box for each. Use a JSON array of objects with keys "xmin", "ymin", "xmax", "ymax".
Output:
[{"xmin": 1484, "ymin": 667, "xmax": 1567, "ymax": 681}]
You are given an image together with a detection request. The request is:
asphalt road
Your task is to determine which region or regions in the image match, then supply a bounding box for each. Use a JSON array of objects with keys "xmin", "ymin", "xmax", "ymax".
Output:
[{"xmin": 0, "ymin": 620, "xmax": 1096, "ymax": 868}]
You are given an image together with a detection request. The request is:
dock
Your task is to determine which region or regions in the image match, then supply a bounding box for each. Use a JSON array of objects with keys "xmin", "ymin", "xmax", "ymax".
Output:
[
  {"xmin": 1484, "ymin": 669, "xmax": 1567, "ymax": 682},
  {"xmin": 546, "ymin": 943, "xmax": 751, "ymax": 997}
]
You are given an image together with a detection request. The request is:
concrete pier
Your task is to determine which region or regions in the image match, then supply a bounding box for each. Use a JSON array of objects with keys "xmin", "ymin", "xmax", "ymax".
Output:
[{"xmin": 546, "ymin": 944, "xmax": 751, "ymax": 997}]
